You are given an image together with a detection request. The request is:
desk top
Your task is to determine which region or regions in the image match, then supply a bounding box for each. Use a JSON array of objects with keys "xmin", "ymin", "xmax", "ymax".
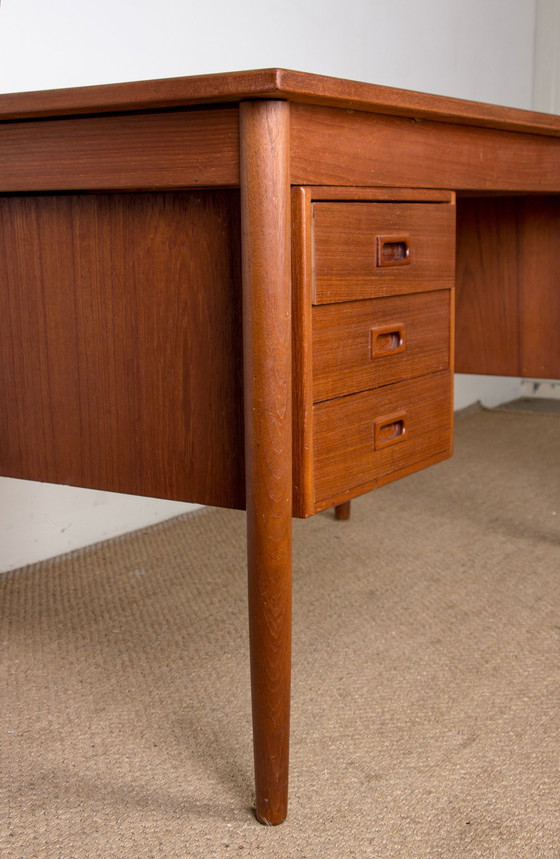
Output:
[{"xmin": 1, "ymin": 68, "xmax": 560, "ymax": 137}]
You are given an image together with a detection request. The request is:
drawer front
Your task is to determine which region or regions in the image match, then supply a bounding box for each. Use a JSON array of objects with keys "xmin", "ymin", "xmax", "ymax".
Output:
[
  {"xmin": 313, "ymin": 201, "xmax": 455, "ymax": 304},
  {"xmin": 312, "ymin": 289, "xmax": 451, "ymax": 402},
  {"xmin": 313, "ymin": 371, "xmax": 452, "ymax": 504}
]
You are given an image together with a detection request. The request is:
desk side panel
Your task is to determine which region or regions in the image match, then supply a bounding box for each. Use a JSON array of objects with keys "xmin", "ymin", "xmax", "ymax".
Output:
[
  {"xmin": 455, "ymin": 196, "xmax": 560, "ymax": 379},
  {"xmin": 0, "ymin": 191, "xmax": 245, "ymax": 508},
  {"xmin": 455, "ymin": 198, "xmax": 521, "ymax": 376},
  {"xmin": 519, "ymin": 197, "xmax": 560, "ymax": 379}
]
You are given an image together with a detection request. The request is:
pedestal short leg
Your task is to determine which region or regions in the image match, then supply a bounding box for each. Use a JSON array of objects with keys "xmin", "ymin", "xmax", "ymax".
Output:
[
  {"xmin": 335, "ymin": 500, "xmax": 352, "ymax": 520},
  {"xmin": 240, "ymin": 99, "xmax": 292, "ymax": 825}
]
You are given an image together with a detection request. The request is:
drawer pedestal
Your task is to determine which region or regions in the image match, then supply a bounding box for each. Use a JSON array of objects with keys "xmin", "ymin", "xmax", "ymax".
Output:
[{"xmin": 292, "ymin": 186, "xmax": 456, "ymax": 518}]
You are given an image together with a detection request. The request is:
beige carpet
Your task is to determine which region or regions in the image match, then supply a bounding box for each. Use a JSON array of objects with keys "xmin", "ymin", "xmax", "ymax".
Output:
[{"xmin": 1, "ymin": 406, "xmax": 559, "ymax": 858}]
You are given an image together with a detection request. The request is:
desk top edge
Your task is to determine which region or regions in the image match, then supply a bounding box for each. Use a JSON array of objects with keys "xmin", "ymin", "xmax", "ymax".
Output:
[{"xmin": 0, "ymin": 68, "xmax": 559, "ymax": 137}]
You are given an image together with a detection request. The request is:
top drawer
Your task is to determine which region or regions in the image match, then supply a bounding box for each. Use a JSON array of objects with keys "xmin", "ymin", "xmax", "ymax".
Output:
[{"xmin": 312, "ymin": 201, "xmax": 455, "ymax": 304}]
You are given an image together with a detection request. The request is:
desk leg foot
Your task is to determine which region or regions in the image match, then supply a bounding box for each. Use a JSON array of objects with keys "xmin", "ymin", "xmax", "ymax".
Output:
[
  {"xmin": 240, "ymin": 99, "xmax": 292, "ymax": 826},
  {"xmin": 247, "ymin": 531, "xmax": 292, "ymax": 826},
  {"xmin": 334, "ymin": 500, "xmax": 352, "ymax": 521}
]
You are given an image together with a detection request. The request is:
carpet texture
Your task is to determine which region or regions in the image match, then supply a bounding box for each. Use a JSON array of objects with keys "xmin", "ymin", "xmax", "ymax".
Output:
[{"xmin": 1, "ymin": 407, "xmax": 559, "ymax": 858}]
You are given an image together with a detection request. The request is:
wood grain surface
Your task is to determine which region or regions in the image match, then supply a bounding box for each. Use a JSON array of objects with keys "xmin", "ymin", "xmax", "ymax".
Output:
[
  {"xmin": 0, "ymin": 191, "xmax": 245, "ymax": 507},
  {"xmin": 291, "ymin": 104, "xmax": 560, "ymax": 191},
  {"xmin": 290, "ymin": 187, "xmax": 316, "ymax": 517},
  {"xmin": 292, "ymin": 185, "xmax": 455, "ymax": 517},
  {"xmin": 240, "ymin": 100, "xmax": 292, "ymax": 826},
  {"xmin": 312, "ymin": 201, "xmax": 455, "ymax": 303},
  {"xmin": 455, "ymin": 198, "xmax": 521, "ymax": 376},
  {"xmin": 455, "ymin": 195, "xmax": 560, "ymax": 379},
  {"xmin": 313, "ymin": 371, "xmax": 452, "ymax": 504},
  {"xmin": 0, "ymin": 109, "xmax": 239, "ymax": 192},
  {"xmin": 518, "ymin": 197, "xmax": 560, "ymax": 379},
  {"xmin": 312, "ymin": 290, "xmax": 452, "ymax": 402},
  {"xmin": 2, "ymin": 68, "xmax": 560, "ymax": 138}
]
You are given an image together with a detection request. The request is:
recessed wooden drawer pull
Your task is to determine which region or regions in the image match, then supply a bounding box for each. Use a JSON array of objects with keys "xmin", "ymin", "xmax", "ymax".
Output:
[
  {"xmin": 377, "ymin": 235, "xmax": 411, "ymax": 267},
  {"xmin": 370, "ymin": 323, "xmax": 406, "ymax": 358},
  {"xmin": 373, "ymin": 411, "xmax": 407, "ymax": 449}
]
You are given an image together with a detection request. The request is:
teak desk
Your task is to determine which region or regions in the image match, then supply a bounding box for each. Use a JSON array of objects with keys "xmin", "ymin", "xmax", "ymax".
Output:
[{"xmin": 1, "ymin": 69, "xmax": 559, "ymax": 824}]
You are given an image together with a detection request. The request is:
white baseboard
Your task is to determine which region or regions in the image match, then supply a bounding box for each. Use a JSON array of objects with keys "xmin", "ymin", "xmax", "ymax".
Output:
[
  {"xmin": 521, "ymin": 379, "xmax": 560, "ymax": 399},
  {"xmin": 453, "ymin": 375, "xmax": 523, "ymax": 411},
  {"xmin": 0, "ymin": 480, "xmax": 198, "ymax": 574}
]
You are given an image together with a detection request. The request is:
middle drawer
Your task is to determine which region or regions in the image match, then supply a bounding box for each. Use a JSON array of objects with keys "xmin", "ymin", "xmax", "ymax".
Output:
[{"xmin": 312, "ymin": 289, "xmax": 451, "ymax": 402}]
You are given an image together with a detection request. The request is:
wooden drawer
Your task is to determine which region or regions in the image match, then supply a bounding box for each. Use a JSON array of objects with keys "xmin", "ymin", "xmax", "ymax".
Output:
[
  {"xmin": 312, "ymin": 201, "xmax": 455, "ymax": 304},
  {"xmin": 312, "ymin": 289, "xmax": 451, "ymax": 402},
  {"xmin": 313, "ymin": 371, "xmax": 452, "ymax": 504}
]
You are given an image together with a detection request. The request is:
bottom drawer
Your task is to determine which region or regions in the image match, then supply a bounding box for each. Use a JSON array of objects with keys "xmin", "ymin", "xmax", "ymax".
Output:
[{"xmin": 313, "ymin": 371, "xmax": 452, "ymax": 505}]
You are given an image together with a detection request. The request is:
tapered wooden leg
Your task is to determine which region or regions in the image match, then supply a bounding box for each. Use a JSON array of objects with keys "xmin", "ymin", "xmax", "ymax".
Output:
[
  {"xmin": 240, "ymin": 100, "xmax": 292, "ymax": 825},
  {"xmin": 334, "ymin": 501, "xmax": 352, "ymax": 520}
]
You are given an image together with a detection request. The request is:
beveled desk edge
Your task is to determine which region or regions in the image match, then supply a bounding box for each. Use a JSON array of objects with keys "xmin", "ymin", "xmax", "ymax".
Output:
[{"xmin": 1, "ymin": 67, "xmax": 560, "ymax": 138}]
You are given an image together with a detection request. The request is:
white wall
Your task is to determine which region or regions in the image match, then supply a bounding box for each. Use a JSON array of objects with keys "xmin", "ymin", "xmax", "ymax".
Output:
[
  {"xmin": 0, "ymin": 0, "xmax": 537, "ymax": 106},
  {"xmin": 533, "ymin": 0, "xmax": 560, "ymax": 113},
  {"xmin": 0, "ymin": 0, "xmax": 538, "ymax": 570}
]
